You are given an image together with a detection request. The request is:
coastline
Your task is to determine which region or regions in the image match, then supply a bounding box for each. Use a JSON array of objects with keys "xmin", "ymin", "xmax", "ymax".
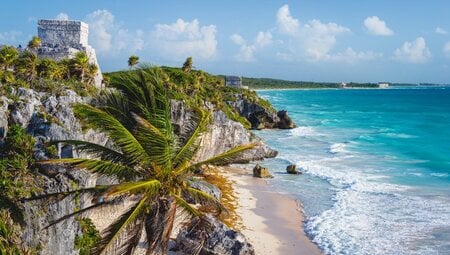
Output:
[{"xmin": 221, "ymin": 166, "xmax": 322, "ymax": 255}]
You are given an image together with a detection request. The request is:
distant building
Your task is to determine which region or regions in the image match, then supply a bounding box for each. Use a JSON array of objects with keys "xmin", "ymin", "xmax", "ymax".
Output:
[
  {"xmin": 37, "ymin": 19, "xmax": 102, "ymax": 87},
  {"xmin": 378, "ymin": 82, "xmax": 390, "ymax": 88},
  {"xmin": 339, "ymin": 82, "xmax": 347, "ymax": 88},
  {"xmin": 225, "ymin": 76, "xmax": 242, "ymax": 88}
]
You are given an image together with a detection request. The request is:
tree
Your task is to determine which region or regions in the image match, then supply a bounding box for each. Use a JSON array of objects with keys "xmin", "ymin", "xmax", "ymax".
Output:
[
  {"xmin": 37, "ymin": 58, "xmax": 58, "ymax": 80},
  {"xmin": 71, "ymin": 51, "xmax": 90, "ymax": 82},
  {"xmin": 85, "ymin": 63, "xmax": 99, "ymax": 86},
  {"xmin": 15, "ymin": 50, "xmax": 38, "ymax": 81},
  {"xmin": 33, "ymin": 67, "xmax": 254, "ymax": 254},
  {"xmin": 182, "ymin": 57, "xmax": 193, "ymax": 73},
  {"xmin": 27, "ymin": 36, "xmax": 41, "ymax": 51},
  {"xmin": 0, "ymin": 46, "xmax": 19, "ymax": 71},
  {"xmin": 127, "ymin": 55, "xmax": 139, "ymax": 69}
]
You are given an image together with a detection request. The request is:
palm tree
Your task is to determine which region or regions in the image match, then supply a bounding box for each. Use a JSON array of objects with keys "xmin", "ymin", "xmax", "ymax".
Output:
[
  {"xmin": 0, "ymin": 45, "xmax": 19, "ymax": 71},
  {"xmin": 37, "ymin": 58, "xmax": 58, "ymax": 80},
  {"xmin": 182, "ymin": 57, "xmax": 193, "ymax": 73},
  {"xmin": 71, "ymin": 51, "xmax": 90, "ymax": 83},
  {"xmin": 85, "ymin": 63, "xmax": 99, "ymax": 86},
  {"xmin": 27, "ymin": 36, "xmax": 41, "ymax": 52},
  {"xmin": 15, "ymin": 50, "xmax": 38, "ymax": 81},
  {"xmin": 34, "ymin": 67, "xmax": 254, "ymax": 254},
  {"xmin": 128, "ymin": 55, "xmax": 139, "ymax": 69}
]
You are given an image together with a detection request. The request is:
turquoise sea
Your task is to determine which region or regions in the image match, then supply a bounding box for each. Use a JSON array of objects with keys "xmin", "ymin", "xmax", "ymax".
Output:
[{"xmin": 254, "ymin": 87, "xmax": 450, "ymax": 255}]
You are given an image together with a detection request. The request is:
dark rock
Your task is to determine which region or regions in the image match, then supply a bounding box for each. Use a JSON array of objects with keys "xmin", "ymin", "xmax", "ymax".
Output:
[
  {"xmin": 176, "ymin": 215, "xmax": 255, "ymax": 255},
  {"xmin": 276, "ymin": 110, "xmax": 296, "ymax": 129},
  {"xmin": 253, "ymin": 164, "xmax": 273, "ymax": 178},
  {"xmin": 286, "ymin": 164, "xmax": 301, "ymax": 175},
  {"xmin": 232, "ymin": 99, "xmax": 278, "ymax": 130}
]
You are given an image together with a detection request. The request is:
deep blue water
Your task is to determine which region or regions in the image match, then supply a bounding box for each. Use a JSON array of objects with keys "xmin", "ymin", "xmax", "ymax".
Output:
[{"xmin": 253, "ymin": 87, "xmax": 450, "ymax": 255}]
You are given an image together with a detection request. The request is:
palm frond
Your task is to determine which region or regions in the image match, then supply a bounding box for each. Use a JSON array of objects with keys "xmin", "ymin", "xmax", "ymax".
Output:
[
  {"xmin": 104, "ymin": 180, "xmax": 161, "ymax": 198},
  {"xmin": 172, "ymin": 108, "xmax": 210, "ymax": 168},
  {"xmin": 176, "ymin": 143, "xmax": 256, "ymax": 176},
  {"xmin": 97, "ymin": 89, "xmax": 136, "ymax": 129},
  {"xmin": 91, "ymin": 196, "xmax": 149, "ymax": 255},
  {"xmin": 173, "ymin": 194, "xmax": 200, "ymax": 218},
  {"xmin": 185, "ymin": 187, "xmax": 225, "ymax": 213},
  {"xmin": 50, "ymin": 140, "xmax": 127, "ymax": 164},
  {"xmin": 73, "ymin": 103, "xmax": 151, "ymax": 166},
  {"xmin": 133, "ymin": 114, "xmax": 173, "ymax": 171},
  {"xmin": 145, "ymin": 197, "xmax": 177, "ymax": 254},
  {"xmin": 44, "ymin": 200, "xmax": 115, "ymax": 230},
  {"xmin": 23, "ymin": 185, "xmax": 109, "ymax": 203},
  {"xmin": 39, "ymin": 158, "xmax": 139, "ymax": 181}
]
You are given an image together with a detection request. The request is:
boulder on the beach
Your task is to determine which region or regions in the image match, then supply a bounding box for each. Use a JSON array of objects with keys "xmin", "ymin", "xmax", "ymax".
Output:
[
  {"xmin": 253, "ymin": 164, "xmax": 273, "ymax": 178},
  {"xmin": 176, "ymin": 215, "xmax": 255, "ymax": 255},
  {"xmin": 276, "ymin": 110, "xmax": 296, "ymax": 129},
  {"xmin": 286, "ymin": 164, "xmax": 301, "ymax": 175}
]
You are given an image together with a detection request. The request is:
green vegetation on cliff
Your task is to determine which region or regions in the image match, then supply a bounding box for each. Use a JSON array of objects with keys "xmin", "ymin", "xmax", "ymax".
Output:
[
  {"xmin": 105, "ymin": 62, "xmax": 275, "ymax": 129},
  {"xmin": 242, "ymin": 77, "xmax": 379, "ymax": 89}
]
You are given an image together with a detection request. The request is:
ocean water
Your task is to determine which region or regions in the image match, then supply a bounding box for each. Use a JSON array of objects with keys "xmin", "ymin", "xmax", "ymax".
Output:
[{"xmin": 254, "ymin": 87, "xmax": 450, "ymax": 255}]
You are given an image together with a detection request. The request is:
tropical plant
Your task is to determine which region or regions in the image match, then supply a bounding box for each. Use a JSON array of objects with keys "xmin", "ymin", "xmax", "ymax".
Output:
[
  {"xmin": 182, "ymin": 57, "xmax": 193, "ymax": 73},
  {"xmin": 34, "ymin": 67, "xmax": 254, "ymax": 254},
  {"xmin": 15, "ymin": 50, "xmax": 38, "ymax": 82},
  {"xmin": 127, "ymin": 55, "xmax": 139, "ymax": 69},
  {"xmin": 27, "ymin": 36, "xmax": 41, "ymax": 51},
  {"xmin": 71, "ymin": 51, "xmax": 90, "ymax": 83},
  {"xmin": 85, "ymin": 63, "xmax": 99, "ymax": 86},
  {"xmin": 37, "ymin": 58, "xmax": 58, "ymax": 80},
  {"xmin": 0, "ymin": 45, "xmax": 19, "ymax": 71}
]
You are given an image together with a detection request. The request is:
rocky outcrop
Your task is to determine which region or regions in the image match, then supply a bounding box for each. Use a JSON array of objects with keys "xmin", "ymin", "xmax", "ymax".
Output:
[
  {"xmin": 252, "ymin": 164, "xmax": 273, "ymax": 178},
  {"xmin": 232, "ymin": 98, "xmax": 296, "ymax": 130},
  {"xmin": 171, "ymin": 101, "xmax": 277, "ymax": 163},
  {"xmin": 0, "ymin": 96, "xmax": 10, "ymax": 139},
  {"xmin": 286, "ymin": 164, "xmax": 301, "ymax": 175},
  {"xmin": 176, "ymin": 215, "xmax": 255, "ymax": 255},
  {"xmin": 277, "ymin": 110, "xmax": 295, "ymax": 129}
]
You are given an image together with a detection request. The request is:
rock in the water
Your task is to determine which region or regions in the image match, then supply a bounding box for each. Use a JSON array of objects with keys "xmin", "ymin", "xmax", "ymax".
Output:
[
  {"xmin": 176, "ymin": 215, "xmax": 255, "ymax": 255},
  {"xmin": 286, "ymin": 164, "xmax": 301, "ymax": 175},
  {"xmin": 253, "ymin": 164, "xmax": 273, "ymax": 178},
  {"xmin": 276, "ymin": 110, "xmax": 296, "ymax": 129}
]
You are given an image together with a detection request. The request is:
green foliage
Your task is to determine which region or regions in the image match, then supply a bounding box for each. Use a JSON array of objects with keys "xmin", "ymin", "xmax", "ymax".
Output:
[
  {"xmin": 242, "ymin": 77, "xmax": 379, "ymax": 89},
  {"xmin": 27, "ymin": 36, "xmax": 41, "ymax": 50},
  {"xmin": 0, "ymin": 210, "xmax": 24, "ymax": 255},
  {"xmin": 0, "ymin": 45, "xmax": 19, "ymax": 71},
  {"xmin": 182, "ymin": 57, "xmax": 193, "ymax": 73},
  {"xmin": 37, "ymin": 67, "xmax": 254, "ymax": 254},
  {"xmin": 74, "ymin": 218, "xmax": 100, "ymax": 255},
  {"xmin": 127, "ymin": 55, "xmax": 139, "ymax": 68}
]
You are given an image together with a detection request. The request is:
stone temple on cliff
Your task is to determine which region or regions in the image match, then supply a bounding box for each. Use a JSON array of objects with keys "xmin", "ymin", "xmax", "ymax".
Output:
[{"xmin": 37, "ymin": 19, "xmax": 102, "ymax": 87}]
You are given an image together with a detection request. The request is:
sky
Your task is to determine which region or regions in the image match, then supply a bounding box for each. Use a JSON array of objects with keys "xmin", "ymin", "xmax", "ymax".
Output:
[{"xmin": 1, "ymin": 0, "xmax": 450, "ymax": 83}]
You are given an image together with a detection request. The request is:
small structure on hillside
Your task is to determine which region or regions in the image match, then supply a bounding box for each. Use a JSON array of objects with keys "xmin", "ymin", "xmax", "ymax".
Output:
[
  {"xmin": 37, "ymin": 19, "xmax": 102, "ymax": 87},
  {"xmin": 339, "ymin": 82, "xmax": 347, "ymax": 88},
  {"xmin": 225, "ymin": 76, "xmax": 242, "ymax": 88},
  {"xmin": 378, "ymin": 82, "xmax": 390, "ymax": 88}
]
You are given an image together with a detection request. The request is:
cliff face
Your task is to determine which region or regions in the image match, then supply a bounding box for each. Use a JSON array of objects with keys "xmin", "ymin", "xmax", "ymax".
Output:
[{"xmin": 2, "ymin": 88, "xmax": 276, "ymax": 254}]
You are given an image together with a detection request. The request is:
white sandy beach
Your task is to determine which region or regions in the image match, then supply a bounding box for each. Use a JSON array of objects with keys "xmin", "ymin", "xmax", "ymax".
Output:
[{"xmin": 222, "ymin": 166, "xmax": 322, "ymax": 255}]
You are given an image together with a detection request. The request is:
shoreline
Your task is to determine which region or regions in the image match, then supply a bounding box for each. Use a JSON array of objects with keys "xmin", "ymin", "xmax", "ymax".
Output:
[{"xmin": 221, "ymin": 166, "xmax": 322, "ymax": 255}]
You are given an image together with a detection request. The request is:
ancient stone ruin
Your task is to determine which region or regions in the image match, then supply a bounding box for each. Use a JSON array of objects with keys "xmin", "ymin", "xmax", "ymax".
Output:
[{"xmin": 37, "ymin": 19, "xmax": 102, "ymax": 87}]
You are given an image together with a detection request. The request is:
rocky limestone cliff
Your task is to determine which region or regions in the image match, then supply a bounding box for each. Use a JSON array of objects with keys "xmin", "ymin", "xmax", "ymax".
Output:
[
  {"xmin": 232, "ymin": 96, "xmax": 296, "ymax": 130},
  {"xmin": 2, "ymin": 88, "xmax": 276, "ymax": 254}
]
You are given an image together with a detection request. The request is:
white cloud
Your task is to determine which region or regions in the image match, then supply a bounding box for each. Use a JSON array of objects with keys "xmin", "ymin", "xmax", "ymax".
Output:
[
  {"xmin": 444, "ymin": 41, "xmax": 450, "ymax": 57},
  {"xmin": 364, "ymin": 16, "xmax": 394, "ymax": 36},
  {"xmin": 151, "ymin": 19, "xmax": 217, "ymax": 60},
  {"xmin": 277, "ymin": 4, "xmax": 299, "ymax": 36},
  {"xmin": 231, "ymin": 31, "xmax": 272, "ymax": 62},
  {"xmin": 275, "ymin": 5, "xmax": 351, "ymax": 62},
  {"xmin": 85, "ymin": 10, "xmax": 143, "ymax": 55},
  {"xmin": 0, "ymin": 30, "xmax": 23, "ymax": 44},
  {"xmin": 435, "ymin": 27, "xmax": 448, "ymax": 35},
  {"xmin": 394, "ymin": 37, "xmax": 431, "ymax": 63},
  {"xmin": 329, "ymin": 48, "xmax": 382, "ymax": 63},
  {"xmin": 85, "ymin": 10, "xmax": 114, "ymax": 53},
  {"xmin": 55, "ymin": 13, "xmax": 69, "ymax": 21},
  {"xmin": 302, "ymin": 19, "xmax": 350, "ymax": 61}
]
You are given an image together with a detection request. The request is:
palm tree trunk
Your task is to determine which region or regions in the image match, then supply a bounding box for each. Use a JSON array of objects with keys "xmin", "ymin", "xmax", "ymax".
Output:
[{"xmin": 145, "ymin": 196, "xmax": 177, "ymax": 255}]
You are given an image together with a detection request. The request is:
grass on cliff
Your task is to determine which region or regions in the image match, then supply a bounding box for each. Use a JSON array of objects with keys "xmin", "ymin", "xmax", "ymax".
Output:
[{"xmin": 104, "ymin": 66, "xmax": 276, "ymax": 129}]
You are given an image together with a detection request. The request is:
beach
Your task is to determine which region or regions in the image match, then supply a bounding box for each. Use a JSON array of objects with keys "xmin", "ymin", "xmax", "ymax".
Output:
[{"xmin": 222, "ymin": 166, "xmax": 322, "ymax": 255}]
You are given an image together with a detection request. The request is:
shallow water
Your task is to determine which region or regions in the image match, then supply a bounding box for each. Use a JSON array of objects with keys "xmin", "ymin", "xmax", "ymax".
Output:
[{"xmin": 254, "ymin": 87, "xmax": 450, "ymax": 255}]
